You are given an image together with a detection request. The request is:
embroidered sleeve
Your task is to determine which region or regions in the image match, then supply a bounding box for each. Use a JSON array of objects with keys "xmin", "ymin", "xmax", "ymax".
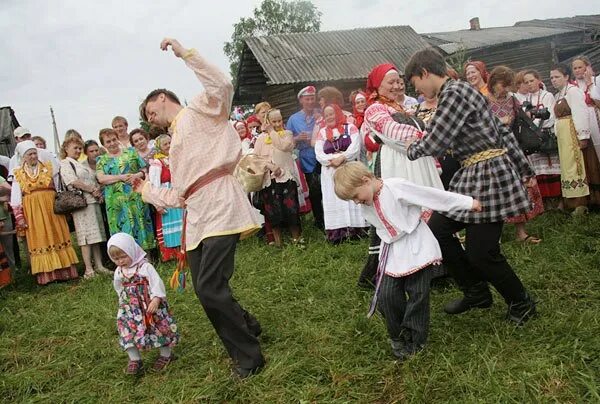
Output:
[
  {"xmin": 390, "ymin": 178, "xmax": 473, "ymax": 212},
  {"xmin": 364, "ymin": 103, "xmax": 420, "ymax": 143},
  {"xmin": 148, "ymin": 160, "xmax": 162, "ymax": 188}
]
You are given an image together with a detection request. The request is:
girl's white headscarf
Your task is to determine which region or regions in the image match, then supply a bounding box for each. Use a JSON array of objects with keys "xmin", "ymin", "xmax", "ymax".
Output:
[
  {"xmin": 107, "ymin": 232, "xmax": 147, "ymax": 267},
  {"xmin": 14, "ymin": 140, "xmax": 38, "ymax": 166}
]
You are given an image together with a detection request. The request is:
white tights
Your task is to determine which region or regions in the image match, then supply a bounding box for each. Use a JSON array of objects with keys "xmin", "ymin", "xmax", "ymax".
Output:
[{"xmin": 126, "ymin": 346, "xmax": 172, "ymax": 361}]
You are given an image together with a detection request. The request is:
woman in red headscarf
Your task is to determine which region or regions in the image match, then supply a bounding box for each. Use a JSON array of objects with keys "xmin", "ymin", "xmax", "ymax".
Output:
[
  {"xmin": 315, "ymin": 104, "xmax": 368, "ymax": 243},
  {"xmin": 464, "ymin": 61, "xmax": 490, "ymax": 97},
  {"xmin": 233, "ymin": 120, "xmax": 252, "ymax": 155},
  {"xmin": 358, "ymin": 63, "xmax": 444, "ymax": 288}
]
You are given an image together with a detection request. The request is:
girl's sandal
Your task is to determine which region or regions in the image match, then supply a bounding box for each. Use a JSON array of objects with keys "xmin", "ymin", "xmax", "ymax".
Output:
[
  {"xmin": 125, "ymin": 360, "xmax": 143, "ymax": 375},
  {"xmin": 519, "ymin": 235, "xmax": 541, "ymax": 244},
  {"xmin": 292, "ymin": 238, "xmax": 306, "ymax": 249},
  {"xmin": 152, "ymin": 355, "xmax": 175, "ymax": 372}
]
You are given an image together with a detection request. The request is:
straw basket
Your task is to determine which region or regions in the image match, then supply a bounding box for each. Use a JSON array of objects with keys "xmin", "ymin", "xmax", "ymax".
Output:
[{"xmin": 234, "ymin": 154, "xmax": 269, "ymax": 193}]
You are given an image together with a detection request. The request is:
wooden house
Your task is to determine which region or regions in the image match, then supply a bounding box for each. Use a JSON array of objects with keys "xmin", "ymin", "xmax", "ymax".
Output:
[{"xmin": 233, "ymin": 26, "xmax": 431, "ymax": 117}]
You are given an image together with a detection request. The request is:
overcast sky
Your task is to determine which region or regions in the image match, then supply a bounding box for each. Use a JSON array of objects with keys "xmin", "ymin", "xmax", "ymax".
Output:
[{"xmin": 0, "ymin": 1, "xmax": 594, "ymax": 151}]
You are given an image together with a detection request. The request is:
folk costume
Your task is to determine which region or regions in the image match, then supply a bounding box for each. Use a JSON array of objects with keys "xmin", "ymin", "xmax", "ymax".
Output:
[
  {"xmin": 405, "ymin": 79, "xmax": 536, "ymax": 322},
  {"xmin": 140, "ymin": 49, "xmax": 264, "ymax": 371},
  {"xmin": 315, "ymin": 105, "xmax": 368, "ymax": 243}
]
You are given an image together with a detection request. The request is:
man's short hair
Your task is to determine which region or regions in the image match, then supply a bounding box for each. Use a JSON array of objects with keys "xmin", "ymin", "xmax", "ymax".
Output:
[
  {"xmin": 404, "ymin": 48, "xmax": 448, "ymax": 80},
  {"xmin": 139, "ymin": 89, "xmax": 181, "ymax": 122}
]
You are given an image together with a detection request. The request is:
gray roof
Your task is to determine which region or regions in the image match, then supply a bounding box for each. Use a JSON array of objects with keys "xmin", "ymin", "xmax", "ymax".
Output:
[
  {"xmin": 424, "ymin": 26, "xmax": 574, "ymax": 54},
  {"xmin": 515, "ymin": 15, "xmax": 600, "ymax": 31},
  {"xmin": 244, "ymin": 26, "xmax": 430, "ymax": 85}
]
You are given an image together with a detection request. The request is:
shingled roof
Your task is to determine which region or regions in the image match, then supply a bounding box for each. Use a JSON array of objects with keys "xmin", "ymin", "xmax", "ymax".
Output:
[{"xmin": 239, "ymin": 25, "xmax": 430, "ymax": 85}]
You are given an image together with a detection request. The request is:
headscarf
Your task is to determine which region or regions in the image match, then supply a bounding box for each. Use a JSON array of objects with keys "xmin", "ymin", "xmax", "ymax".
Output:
[
  {"xmin": 14, "ymin": 140, "xmax": 38, "ymax": 166},
  {"xmin": 366, "ymin": 63, "xmax": 399, "ymax": 101},
  {"xmin": 153, "ymin": 134, "xmax": 171, "ymax": 161},
  {"xmin": 324, "ymin": 104, "xmax": 347, "ymax": 142},
  {"xmin": 464, "ymin": 61, "xmax": 489, "ymax": 82},
  {"xmin": 107, "ymin": 232, "xmax": 147, "ymax": 268},
  {"xmin": 365, "ymin": 63, "xmax": 405, "ymax": 111},
  {"xmin": 464, "ymin": 61, "xmax": 490, "ymax": 96},
  {"xmin": 351, "ymin": 91, "xmax": 367, "ymax": 129},
  {"xmin": 233, "ymin": 120, "xmax": 251, "ymax": 140}
]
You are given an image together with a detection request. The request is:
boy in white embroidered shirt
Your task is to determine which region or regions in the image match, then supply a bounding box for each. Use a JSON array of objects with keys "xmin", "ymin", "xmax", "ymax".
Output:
[{"xmin": 334, "ymin": 162, "xmax": 481, "ymax": 360}]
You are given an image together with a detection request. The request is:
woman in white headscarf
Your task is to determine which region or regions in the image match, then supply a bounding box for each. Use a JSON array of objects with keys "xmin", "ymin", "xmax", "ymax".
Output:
[{"xmin": 10, "ymin": 141, "xmax": 79, "ymax": 285}]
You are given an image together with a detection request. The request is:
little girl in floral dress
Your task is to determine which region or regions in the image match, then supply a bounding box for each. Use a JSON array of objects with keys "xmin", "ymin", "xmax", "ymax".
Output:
[{"xmin": 108, "ymin": 232, "xmax": 179, "ymax": 375}]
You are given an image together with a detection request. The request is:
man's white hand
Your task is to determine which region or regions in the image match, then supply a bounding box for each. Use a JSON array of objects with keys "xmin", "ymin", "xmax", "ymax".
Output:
[{"xmin": 160, "ymin": 38, "xmax": 187, "ymax": 58}]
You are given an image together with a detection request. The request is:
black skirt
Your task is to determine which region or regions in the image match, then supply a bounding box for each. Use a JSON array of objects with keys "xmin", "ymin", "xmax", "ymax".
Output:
[{"xmin": 258, "ymin": 180, "xmax": 300, "ymax": 227}]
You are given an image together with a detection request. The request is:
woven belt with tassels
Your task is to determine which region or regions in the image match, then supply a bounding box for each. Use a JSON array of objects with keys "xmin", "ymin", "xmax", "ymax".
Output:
[{"xmin": 461, "ymin": 148, "xmax": 507, "ymax": 168}]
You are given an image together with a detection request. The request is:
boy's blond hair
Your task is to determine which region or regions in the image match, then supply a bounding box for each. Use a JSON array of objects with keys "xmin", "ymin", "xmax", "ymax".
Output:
[{"xmin": 333, "ymin": 161, "xmax": 375, "ymax": 201}]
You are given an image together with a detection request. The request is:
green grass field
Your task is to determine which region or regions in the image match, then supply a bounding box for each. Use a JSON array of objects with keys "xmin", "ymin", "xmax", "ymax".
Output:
[{"xmin": 1, "ymin": 211, "xmax": 599, "ymax": 403}]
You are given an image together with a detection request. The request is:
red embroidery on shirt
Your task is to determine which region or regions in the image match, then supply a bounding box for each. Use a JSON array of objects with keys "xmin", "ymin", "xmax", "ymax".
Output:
[{"xmin": 373, "ymin": 194, "xmax": 398, "ymax": 238}]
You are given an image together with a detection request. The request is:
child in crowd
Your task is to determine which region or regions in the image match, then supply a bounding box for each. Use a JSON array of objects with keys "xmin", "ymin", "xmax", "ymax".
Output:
[
  {"xmin": 333, "ymin": 162, "xmax": 480, "ymax": 360},
  {"xmin": 253, "ymin": 109, "xmax": 303, "ymax": 247},
  {"xmin": 108, "ymin": 233, "xmax": 179, "ymax": 375}
]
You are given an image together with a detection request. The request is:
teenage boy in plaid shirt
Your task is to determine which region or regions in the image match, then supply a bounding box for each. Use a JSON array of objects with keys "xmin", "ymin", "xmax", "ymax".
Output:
[{"xmin": 391, "ymin": 48, "xmax": 536, "ymax": 325}]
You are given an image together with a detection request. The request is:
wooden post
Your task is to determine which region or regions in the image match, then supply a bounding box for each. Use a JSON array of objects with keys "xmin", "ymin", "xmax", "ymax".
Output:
[{"xmin": 50, "ymin": 106, "xmax": 60, "ymax": 154}]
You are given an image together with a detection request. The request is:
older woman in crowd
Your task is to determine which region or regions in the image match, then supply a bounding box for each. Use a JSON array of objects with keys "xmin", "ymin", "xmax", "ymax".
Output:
[
  {"xmin": 551, "ymin": 64, "xmax": 599, "ymax": 215},
  {"xmin": 315, "ymin": 104, "xmax": 367, "ymax": 243},
  {"xmin": 358, "ymin": 63, "xmax": 442, "ymax": 287},
  {"xmin": 464, "ymin": 60, "xmax": 490, "ymax": 97},
  {"xmin": 10, "ymin": 141, "xmax": 79, "ymax": 285},
  {"xmin": 59, "ymin": 137, "xmax": 110, "ymax": 278},
  {"xmin": 130, "ymin": 128, "xmax": 156, "ymax": 166},
  {"xmin": 148, "ymin": 134, "xmax": 183, "ymax": 261},
  {"xmin": 233, "ymin": 121, "xmax": 253, "ymax": 155},
  {"xmin": 96, "ymin": 128, "xmax": 155, "ymax": 249},
  {"xmin": 487, "ymin": 66, "xmax": 544, "ymax": 243}
]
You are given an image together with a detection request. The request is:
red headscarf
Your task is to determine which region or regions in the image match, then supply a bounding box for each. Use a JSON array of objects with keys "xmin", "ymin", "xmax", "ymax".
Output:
[
  {"xmin": 246, "ymin": 114, "xmax": 259, "ymax": 126},
  {"xmin": 234, "ymin": 120, "xmax": 251, "ymax": 140},
  {"xmin": 351, "ymin": 91, "xmax": 367, "ymax": 129},
  {"xmin": 464, "ymin": 61, "xmax": 489, "ymax": 83},
  {"xmin": 366, "ymin": 63, "xmax": 398, "ymax": 102},
  {"xmin": 324, "ymin": 104, "xmax": 347, "ymax": 142}
]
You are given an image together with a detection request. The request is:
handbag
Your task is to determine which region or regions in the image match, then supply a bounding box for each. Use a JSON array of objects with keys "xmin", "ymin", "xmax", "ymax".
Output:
[
  {"xmin": 54, "ymin": 161, "xmax": 88, "ymax": 215},
  {"xmin": 511, "ymin": 96, "xmax": 543, "ymax": 155},
  {"xmin": 539, "ymin": 128, "xmax": 558, "ymax": 154}
]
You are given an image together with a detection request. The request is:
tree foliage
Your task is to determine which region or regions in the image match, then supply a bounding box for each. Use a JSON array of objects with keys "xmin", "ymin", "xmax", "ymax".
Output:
[{"xmin": 224, "ymin": 0, "xmax": 322, "ymax": 80}]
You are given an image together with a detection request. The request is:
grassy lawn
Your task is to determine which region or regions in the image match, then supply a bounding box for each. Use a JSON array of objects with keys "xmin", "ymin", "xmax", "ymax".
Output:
[{"xmin": 1, "ymin": 211, "xmax": 599, "ymax": 403}]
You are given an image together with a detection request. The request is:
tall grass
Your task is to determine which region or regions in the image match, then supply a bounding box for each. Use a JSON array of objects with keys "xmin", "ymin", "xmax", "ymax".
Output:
[{"xmin": 1, "ymin": 211, "xmax": 599, "ymax": 402}]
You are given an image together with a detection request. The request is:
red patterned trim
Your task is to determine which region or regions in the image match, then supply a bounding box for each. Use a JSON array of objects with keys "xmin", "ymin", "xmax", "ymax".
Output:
[
  {"xmin": 384, "ymin": 259, "xmax": 442, "ymax": 278},
  {"xmin": 373, "ymin": 194, "xmax": 397, "ymax": 238}
]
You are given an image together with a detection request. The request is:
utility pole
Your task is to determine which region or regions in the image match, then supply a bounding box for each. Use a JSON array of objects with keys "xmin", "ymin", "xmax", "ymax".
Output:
[{"xmin": 50, "ymin": 106, "xmax": 60, "ymax": 154}]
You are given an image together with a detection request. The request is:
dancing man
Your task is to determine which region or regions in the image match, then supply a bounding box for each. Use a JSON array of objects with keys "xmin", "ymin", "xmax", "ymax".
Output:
[{"xmin": 137, "ymin": 38, "xmax": 265, "ymax": 377}]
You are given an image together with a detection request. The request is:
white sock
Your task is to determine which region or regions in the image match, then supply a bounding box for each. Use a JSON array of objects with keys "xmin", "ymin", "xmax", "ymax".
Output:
[
  {"xmin": 159, "ymin": 346, "xmax": 172, "ymax": 358},
  {"xmin": 126, "ymin": 347, "xmax": 141, "ymax": 361}
]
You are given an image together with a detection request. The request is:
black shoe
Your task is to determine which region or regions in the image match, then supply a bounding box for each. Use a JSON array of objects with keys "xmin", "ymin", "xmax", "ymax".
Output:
[
  {"xmin": 444, "ymin": 282, "xmax": 493, "ymax": 314},
  {"xmin": 234, "ymin": 361, "xmax": 265, "ymax": 379},
  {"xmin": 390, "ymin": 338, "xmax": 422, "ymax": 362},
  {"xmin": 507, "ymin": 293, "xmax": 537, "ymax": 326}
]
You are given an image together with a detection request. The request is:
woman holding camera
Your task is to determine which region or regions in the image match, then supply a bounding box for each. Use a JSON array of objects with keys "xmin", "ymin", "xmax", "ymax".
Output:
[{"xmin": 521, "ymin": 70, "xmax": 562, "ymax": 206}]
